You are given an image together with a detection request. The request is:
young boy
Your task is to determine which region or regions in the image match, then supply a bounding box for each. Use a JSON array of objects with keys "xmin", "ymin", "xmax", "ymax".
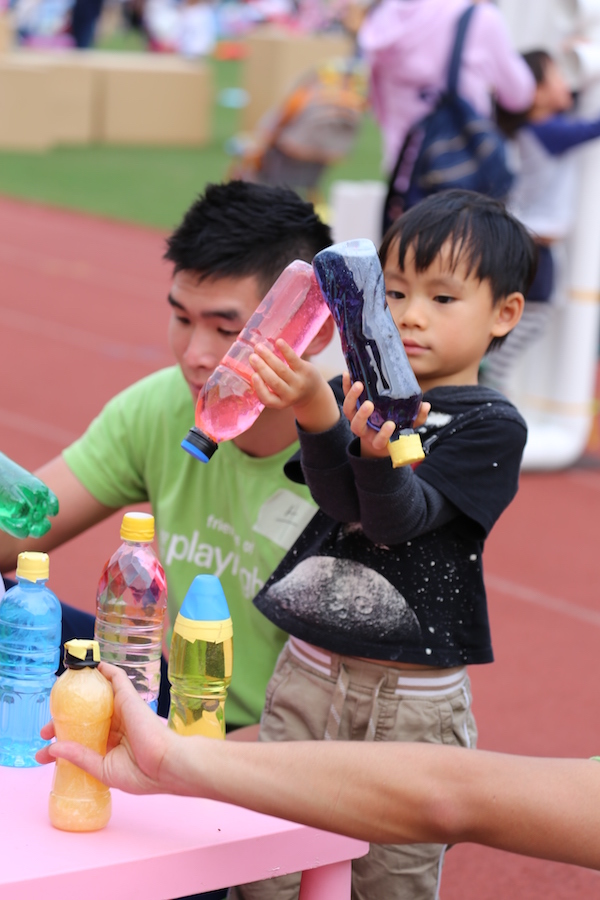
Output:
[{"xmin": 230, "ymin": 190, "xmax": 536, "ymax": 900}]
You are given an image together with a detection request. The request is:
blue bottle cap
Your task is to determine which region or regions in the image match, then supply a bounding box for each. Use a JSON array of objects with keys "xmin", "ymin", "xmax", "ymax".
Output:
[
  {"xmin": 181, "ymin": 427, "xmax": 218, "ymax": 463},
  {"xmin": 180, "ymin": 575, "xmax": 231, "ymax": 621}
]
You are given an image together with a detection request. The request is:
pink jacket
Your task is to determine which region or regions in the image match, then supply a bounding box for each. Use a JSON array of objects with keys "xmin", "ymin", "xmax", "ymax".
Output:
[{"xmin": 358, "ymin": 0, "xmax": 535, "ymax": 171}]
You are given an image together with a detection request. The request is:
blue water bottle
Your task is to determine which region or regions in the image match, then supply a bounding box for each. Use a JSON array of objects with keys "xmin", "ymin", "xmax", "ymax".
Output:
[{"xmin": 0, "ymin": 552, "xmax": 62, "ymax": 767}]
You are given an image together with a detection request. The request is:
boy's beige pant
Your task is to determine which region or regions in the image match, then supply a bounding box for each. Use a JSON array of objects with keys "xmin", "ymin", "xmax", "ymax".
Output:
[{"xmin": 228, "ymin": 639, "xmax": 478, "ymax": 900}]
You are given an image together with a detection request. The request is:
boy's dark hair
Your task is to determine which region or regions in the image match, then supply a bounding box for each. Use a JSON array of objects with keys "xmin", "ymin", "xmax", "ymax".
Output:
[
  {"xmin": 379, "ymin": 189, "xmax": 537, "ymax": 350},
  {"xmin": 496, "ymin": 49, "xmax": 552, "ymax": 137},
  {"xmin": 165, "ymin": 181, "xmax": 332, "ymax": 294},
  {"xmin": 522, "ymin": 49, "xmax": 552, "ymax": 85}
]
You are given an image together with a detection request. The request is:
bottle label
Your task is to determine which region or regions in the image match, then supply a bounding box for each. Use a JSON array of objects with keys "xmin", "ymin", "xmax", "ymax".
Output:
[{"xmin": 173, "ymin": 614, "xmax": 233, "ymax": 643}]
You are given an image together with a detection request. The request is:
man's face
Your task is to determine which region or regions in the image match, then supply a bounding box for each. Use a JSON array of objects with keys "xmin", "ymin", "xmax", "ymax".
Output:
[{"xmin": 168, "ymin": 269, "xmax": 263, "ymax": 403}]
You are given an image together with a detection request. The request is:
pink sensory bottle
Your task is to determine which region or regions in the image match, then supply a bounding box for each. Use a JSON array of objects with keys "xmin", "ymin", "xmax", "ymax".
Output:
[
  {"xmin": 181, "ymin": 259, "xmax": 331, "ymax": 462},
  {"xmin": 94, "ymin": 512, "xmax": 167, "ymax": 713}
]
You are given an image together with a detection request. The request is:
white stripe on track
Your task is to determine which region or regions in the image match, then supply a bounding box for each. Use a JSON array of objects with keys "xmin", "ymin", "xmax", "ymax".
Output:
[{"xmin": 486, "ymin": 573, "xmax": 600, "ymax": 627}]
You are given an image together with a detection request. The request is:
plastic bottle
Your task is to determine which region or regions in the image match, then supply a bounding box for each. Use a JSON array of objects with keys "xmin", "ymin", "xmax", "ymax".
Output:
[
  {"xmin": 0, "ymin": 451, "xmax": 59, "ymax": 538},
  {"xmin": 181, "ymin": 259, "xmax": 331, "ymax": 462},
  {"xmin": 0, "ymin": 551, "xmax": 62, "ymax": 768},
  {"xmin": 94, "ymin": 512, "xmax": 167, "ymax": 713},
  {"xmin": 312, "ymin": 238, "xmax": 425, "ymax": 467},
  {"xmin": 49, "ymin": 639, "xmax": 113, "ymax": 832},
  {"xmin": 168, "ymin": 574, "xmax": 233, "ymax": 740}
]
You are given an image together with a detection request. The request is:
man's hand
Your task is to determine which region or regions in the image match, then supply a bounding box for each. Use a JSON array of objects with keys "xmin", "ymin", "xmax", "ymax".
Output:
[{"xmin": 36, "ymin": 663, "xmax": 188, "ymax": 796}]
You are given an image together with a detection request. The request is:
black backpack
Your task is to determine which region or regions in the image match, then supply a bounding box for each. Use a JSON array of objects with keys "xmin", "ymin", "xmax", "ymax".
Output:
[{"xmin": 382, "ymin": 4, "xmax": 514, "ymax": 233}]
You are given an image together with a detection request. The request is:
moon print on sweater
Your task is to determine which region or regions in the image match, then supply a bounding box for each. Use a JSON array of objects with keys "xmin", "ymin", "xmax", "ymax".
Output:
[{"xmin": 264, "ymin": 555, "xmax": 422, "ymax": 642}]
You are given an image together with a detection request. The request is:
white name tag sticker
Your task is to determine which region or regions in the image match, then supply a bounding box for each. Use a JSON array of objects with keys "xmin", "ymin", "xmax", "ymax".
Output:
[{"xmin": 253, "ymin": 489, "xmax": 316, "ymax": 550}]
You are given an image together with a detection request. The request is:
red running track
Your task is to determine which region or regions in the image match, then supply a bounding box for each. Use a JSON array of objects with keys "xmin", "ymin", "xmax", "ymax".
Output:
[{"xmin": 1, "ymin": 195, "xmax": 600, "ymax": 897}]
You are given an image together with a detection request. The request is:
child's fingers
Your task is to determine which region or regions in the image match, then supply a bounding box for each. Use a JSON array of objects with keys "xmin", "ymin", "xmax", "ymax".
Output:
[
  {"xmin": 251, "ymin": 339, "xmax": 302, "ymax": 375},
  {"xmin": 348, "ymin": 399, "xmax": 375, "ymax": 437},
  {"xmin": 251, "ymin": 372, "xmax": 288, "ymax": 409},
  {"xmin": 249, "ymin": 351, "xmax": 287, "ymax": 388},
  {"xmin": 250, "ymin": 342, "xmax": 293, "ymax": 380},
  {"xmin": 274, "ymin": 339, "xmax": 302, "ymax": 369},
  {"xmin": 342, "ymin": 380, "xmax": 364, "ymax": 421},
  {"xmin": 342, "ymin": 371, "xmax": 352, "ymax": 396},
  {"xmin": 414, "ymin": 401, "xmax": 430, "ymax": 429},
  {"xmin": 371, "ymin": 420, "xmax": 396, "ymax": 450}
]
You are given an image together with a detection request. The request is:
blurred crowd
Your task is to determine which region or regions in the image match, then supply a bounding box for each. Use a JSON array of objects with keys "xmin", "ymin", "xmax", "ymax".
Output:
[
  {"xmin": 4, "ymin": 0, "xmax": 357, "ymax": 52},
  {"xmin": 2, "ymin": 0, "xmax": 597, "ymax": 397}
]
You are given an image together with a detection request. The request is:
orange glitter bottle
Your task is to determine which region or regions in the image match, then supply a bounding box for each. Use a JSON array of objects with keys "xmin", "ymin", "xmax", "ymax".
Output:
[{"xmin": 48, "ymin": 639, "xmax": 113, "ymax": 832}]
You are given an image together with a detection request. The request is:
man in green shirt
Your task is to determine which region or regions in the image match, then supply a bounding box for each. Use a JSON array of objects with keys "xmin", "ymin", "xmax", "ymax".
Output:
[{"xmin": 0, "ymin": 180, "xmax": 334, "ymax": 731}]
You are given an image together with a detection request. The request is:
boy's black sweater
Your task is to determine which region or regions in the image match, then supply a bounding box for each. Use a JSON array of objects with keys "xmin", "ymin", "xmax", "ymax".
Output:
[{"xmin": 253, "ymin": 383, "xmax": 526, "ymax": 666}]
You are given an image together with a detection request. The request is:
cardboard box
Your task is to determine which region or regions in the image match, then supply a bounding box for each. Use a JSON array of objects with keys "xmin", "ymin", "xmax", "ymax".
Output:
[
  {"xmin": 84, "ymin": 52, "xmax": 213, "ymax": 146},
  {"xmin": 0, "ymin": 49, "xmax": 213, "ymax": 148},
  {"xmin": 0, "ymin": 13, "xmax": 13, "ymax": 54},
  {"xmin": 9, "ymin": 52, "xmax": 97, "ymax": 144},
  {"xmin": 241, "ymin": 26, "xmax": 353, "ymax": 131},
  {"xmin": 0, "ymin": 61, "xmax": 53, "ymax": 150}
]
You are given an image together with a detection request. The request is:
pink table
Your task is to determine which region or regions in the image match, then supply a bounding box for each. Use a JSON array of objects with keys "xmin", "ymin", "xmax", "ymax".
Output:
[{"xmin": 0, "ymin": 764, "xmax": 368, "ymax": 899}]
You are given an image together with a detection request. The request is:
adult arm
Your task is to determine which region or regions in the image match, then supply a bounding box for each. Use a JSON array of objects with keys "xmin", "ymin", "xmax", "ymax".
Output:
[
  {"xmin": 38, "ymin": 664, "xmax": 600, "ymax": 872},
  {"xmin": 0, "ymin": 455, "xmax": 116, "ymax": 572}
]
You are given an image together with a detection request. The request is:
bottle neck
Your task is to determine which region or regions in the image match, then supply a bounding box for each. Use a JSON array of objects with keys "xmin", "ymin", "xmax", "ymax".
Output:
[
  {"xmin": 16, "ymin": 576, "xmax": 47, "ymax": 588},
  {"xmin": 64, "ymin": 663, "xmax": 99, "ymax": 672}
]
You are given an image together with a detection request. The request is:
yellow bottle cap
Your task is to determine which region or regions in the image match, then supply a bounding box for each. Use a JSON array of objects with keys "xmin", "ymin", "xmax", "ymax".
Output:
[
  {"xmin": 16, "ymin": 551, "xmax": 49, "ymax": 581},
  {"xmin": 120, "ymin": 512, "xmax": 155, "ymax": 542},
  {"xmin": 388, "ymin": 433, "xmax": 425, "ymax": 468},
  {"xmin": 63, "ymin": 639, "xmax": 102, "ymax": 670},
  {"xmin": 64, "ymin": 639, "xmax": 101, "ymax": 663}
]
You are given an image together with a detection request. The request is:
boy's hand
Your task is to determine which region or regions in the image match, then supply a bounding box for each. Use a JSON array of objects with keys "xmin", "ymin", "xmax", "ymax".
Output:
[
  {"xmin": 342, "ymin": 373, "xmax": 430, "ymax": 459},
  {"xmin": 250, "ymin": 340, "xmax": 340, "ymax": 433},
  {"xmin": 414, "ymin": 402, "xmax": 431, "ymax": 428}
]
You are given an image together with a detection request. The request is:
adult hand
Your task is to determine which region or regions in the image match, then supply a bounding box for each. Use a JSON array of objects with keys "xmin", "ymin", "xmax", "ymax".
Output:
[{"xmin": 35, "ymin": 663, "xmax": 187, "ymax": 796}]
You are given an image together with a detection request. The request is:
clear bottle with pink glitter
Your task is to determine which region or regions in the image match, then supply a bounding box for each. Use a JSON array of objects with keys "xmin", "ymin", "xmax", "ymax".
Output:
[
  {"xmin": 181, "ymin": 259, "xmax": 331, "ymax": 463},
  {"xmin": 94, "ymin": 512, "xmax": 167, "ymax": 712}
]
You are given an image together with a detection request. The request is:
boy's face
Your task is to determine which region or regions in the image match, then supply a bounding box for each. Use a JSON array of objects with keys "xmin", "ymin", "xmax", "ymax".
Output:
[
  {"xmin": 168, "ymin": 269, "xmax": 263, "ymax": 403},
  {"xmin": 383, "ymin": 240, "xmax": 520, "ymax": 394}
]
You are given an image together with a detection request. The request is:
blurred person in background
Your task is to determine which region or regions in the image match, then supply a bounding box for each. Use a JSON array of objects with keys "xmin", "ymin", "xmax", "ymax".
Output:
[
  {"xmin": 69, "ymin": 0, "xmax": 105, "ymax": 45},
  {"xmin": 482, "ymin": 48, "xmax": 600, "ymax": 393},
  {"xmin": 356, "ymin": 0, "xmax": 535, "ymax": 178}
]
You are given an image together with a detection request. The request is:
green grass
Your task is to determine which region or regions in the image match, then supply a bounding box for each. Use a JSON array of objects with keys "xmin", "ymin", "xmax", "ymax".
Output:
[{"xmin": 0, "ymin": 37, "xmax": 383, "ymax": 229}]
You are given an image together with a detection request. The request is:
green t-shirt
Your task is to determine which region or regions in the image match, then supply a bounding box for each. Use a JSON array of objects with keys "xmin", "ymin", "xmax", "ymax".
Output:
[{"xmin": 63, "ymin": 366, "xmax": 317, "ymax": 726}]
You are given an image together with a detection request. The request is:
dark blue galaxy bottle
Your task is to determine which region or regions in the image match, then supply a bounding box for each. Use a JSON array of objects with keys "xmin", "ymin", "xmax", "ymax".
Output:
[{"xmin": 312, "ymin": 238, "xmax": 424, "ymax": 467}]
